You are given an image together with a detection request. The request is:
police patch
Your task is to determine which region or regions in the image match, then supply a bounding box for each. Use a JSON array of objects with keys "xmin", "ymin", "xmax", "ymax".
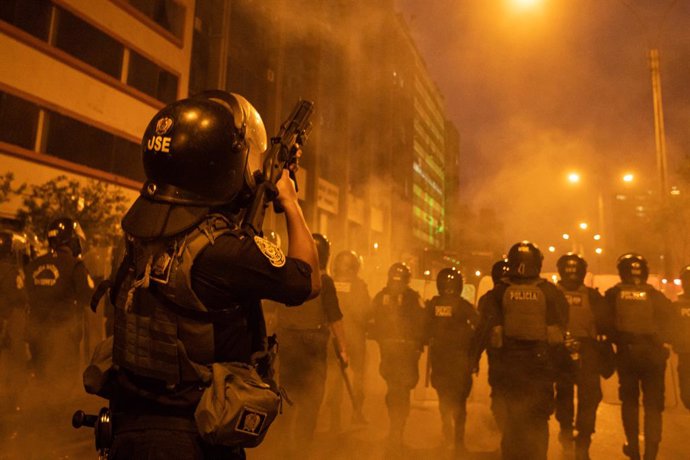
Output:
[
  {"xmin": 435, "ymin": 305, "xmax": 453, "ymax": 317},
  {"xmin": 254, "ymin": 235, "xmax": 285, "ymax": 267},
  {"xmin": 155, "ymin": 117, "xmax": 173, "ymax": 135},
  {"xmin": 235, "ymin": 406, "xmax": 267, "ymax": 436},
  {"xmin": 334, "ymin": 281, "xmax": 351, "ymax": 293}
]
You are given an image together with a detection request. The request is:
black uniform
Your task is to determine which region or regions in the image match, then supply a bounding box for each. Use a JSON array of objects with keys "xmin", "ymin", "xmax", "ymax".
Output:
[
  {"xmin": 370, "ymin": 285, "xmax": 426, "ymax": 444},
  {"xmin": 325, "ymin": 273, "xmax": 371, "ymax": 427},
  {"xmin": 484, "ymin": 278, "xmax": 568, "ymax": 460},
  {"xmin": 25, "ymin": 246, "xmax": 93, "ymax": 388},
  {"xmin": 554, "ymin": 283, "xmax": 607, "ymax": 449},
  {"xmin": 674, "ymin": 293, "xmax": 690, "ymax": 410},
  {"xmin": 426, "ymin": 293, "xmax": 477, "ymax": 448},
  {"xmin": 101, "ymin": 217, "xmax": 312, "ymax": 460},
  {"xmin": 276, "ymin": 272, "xmax": 342, "ymax": 453},
  {"xmin": 0, "ymin": 255, "xmax": 27, "ymax": 411},
  {"xmin": 603, "ymin": 282, "xmax": 673, "ymax": 459}
]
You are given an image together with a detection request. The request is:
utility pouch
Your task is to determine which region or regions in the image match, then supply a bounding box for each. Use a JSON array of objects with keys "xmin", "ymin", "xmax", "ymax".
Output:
[{"xmin": 195, "ymin": 362, "xmax": 281, "ymax": 447}]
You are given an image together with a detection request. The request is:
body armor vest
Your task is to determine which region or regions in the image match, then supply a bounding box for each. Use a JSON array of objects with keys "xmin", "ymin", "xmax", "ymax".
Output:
[
  {"xmin": 674, "ymin": 295, "xmax": 690, "ymax": 353},
  {"xmin": 278, "ymin": 285, "xmax": 327, "ymax": 330},
  {"xmin": 559, "ymin": 285, "xmax": 596, "ymax": 338},
  {"xmin": 614, "ymin": 283, "xmax": 655, "ymax": 335},
  {"xmin": 26, "ymin": 249, "xmax": 81, "ymax": 323},
  {"xmin": 112, "ymin": 215, "xmax": 235, "ymax": 386},
  {"xmin": 428, "ymin": 295, "xmax": 474, "ymax": 350},
  {"xmin": 374, "ymin": 288, "xmax": 423, "ymax": 343},
  {"xmin": 502, "ymin": 280, "xmax": 547, "ymax": 340}
]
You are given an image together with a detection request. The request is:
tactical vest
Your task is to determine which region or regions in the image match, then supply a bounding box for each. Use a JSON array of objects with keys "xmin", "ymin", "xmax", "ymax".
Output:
[
  {"xmin": 560, "ymin": 285, "xmax": 596, "ymax": 338},
  {"xmin": 428, "ymin": 295, "xmax": 474, "ymax": 349},
  {"xmin": 674, "ymin": 295, "xmax": 690, "ymax": 353},
  {"xmin": 112, "ymin": 215, "xmax": 237, "ymax": 386},
  {"xmin": 334, "ymin": 278, "xmax": 369, "ymax": 326},
  {"xmin": 502, "ymin": 280, "xmax": 547, "ymax": 340},
  {"xmin": 277, "ymin": 284, "xmax": 327, "ymax": 330},
  {"xmin": 374, "ymin": 288, "xmax": 423, "ymax": 343},
  {"xmin": 26, "ymin": 249, "xmax": 81, "ymax": 322},
  {"xmin": 614, "ymin": 283, "xmax": 655, "ymax": 335}
]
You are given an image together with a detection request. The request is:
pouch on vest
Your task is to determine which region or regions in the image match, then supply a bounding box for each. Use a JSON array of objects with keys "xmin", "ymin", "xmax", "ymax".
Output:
[{"xmin": 195, "ymin": 362, "xmax": 281, "ymax": 447}]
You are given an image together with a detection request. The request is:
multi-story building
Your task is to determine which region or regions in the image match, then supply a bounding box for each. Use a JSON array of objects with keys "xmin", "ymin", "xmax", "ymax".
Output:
[{"xmin": 0, "ymin": 0, "xmax": 196, "ymax": 220}]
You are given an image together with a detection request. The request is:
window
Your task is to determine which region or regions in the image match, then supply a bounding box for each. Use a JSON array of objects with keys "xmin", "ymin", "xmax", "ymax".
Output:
[
  {"xmin": 0, "ymin": 91, "xmax": 40, "ymax": 150},
  {"xmin": 128, "ymin": 50, "xmax": 178, "ymax": 103},
  {"xmin": 54, "ymin": 8, "xmax": 124, "ymax": 79},
  {"xmin": 43, "ymin": 110, "xmax": 144, "ymax": 182},
  {"xmin": 127, "ymin": 0, "xmax": 185, "ymax": 39},
  {"xmin": 0, "ymin": 0, "xmax": 52, "ymax": 41}
]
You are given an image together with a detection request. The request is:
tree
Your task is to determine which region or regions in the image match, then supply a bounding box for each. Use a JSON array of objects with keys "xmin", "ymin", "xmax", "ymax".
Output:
[
  {"xmin": 0, "ymin": 172, "xmax": 25, "ymax": 204},
  {"xmin": 17, "ymin": 176, "xmax": 129, "ymax": 247}
]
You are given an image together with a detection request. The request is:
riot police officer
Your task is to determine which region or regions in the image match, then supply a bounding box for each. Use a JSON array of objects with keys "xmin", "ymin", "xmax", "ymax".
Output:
[
  {"xmin": 325, "ymin": 249, "xmax": 371, "ymax": 429},
  {"xmin": 554, "ymin": 253, "xmax": 608, "ymax": 460},
  {"xmin": 481, "ymin": 242, "xmax": 568, "ymax": 460},
  {"xmin": 426, "ymin": 268, "xmax": 477, "ymax": 453},
  {"xmin": 370, "ymin": 262, "xmax": 426, "ymax": 446},
  {"xmin": 25, "ymin": 218, "xmax": 93, "ymax": 393},
  {"xmin": 276, "ymin": 233, "xmax": 348, "ymax": 457},
  {"xmin": 604, "ymin": 254, "xmax": 674, "ymax": 460},
  {"xmin": 674, "ymin": 265, "xmax": 690, "ymax": 410},
  {"xmin": 83, "ymin": 91, "xmax": 321, "ymax": 459},
  {"xmin": 0, "ymin": 230, "xmax": 27, "ymax": 413}
]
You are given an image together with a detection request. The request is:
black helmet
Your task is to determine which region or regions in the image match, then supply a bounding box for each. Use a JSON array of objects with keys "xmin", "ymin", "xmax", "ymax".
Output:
[
  {"xmin": 47, "ymin": 218, "xmax": 86, "ymax": 256},
  {"xmin": 312, "ymin": 233, "xmax": 331, "ymax": 270},
  {"xmin": 557, "ymin": 253, "xmax": 588, "ymax": 285},
  {"xmin": 491, "ymin": 259, "xmax": 509, "ymax": 284},
  {"xmin": 507, "ymin": 241, "xmax": 543, "ymax": 278},
  {"xmin": 680, "ymin": 265, "xmax": 690, "ymax": 290},
  {"xmin": 616, "ymin": 253, "xmax": 649, "ymax": 285},
  {"xmin": 122, "ymin": 90, "xmax": 267, "ymax": 239},
  {"xmin": 387, "ymin": 262, "xmax": 411, "ymax": 285},
  {"xmin": 436, "ymin": 268, "xmax": 463, "ymax": 295},
  {"xmin": 333, "ymin": 250, "xmax": 361, "ymax": 278}
]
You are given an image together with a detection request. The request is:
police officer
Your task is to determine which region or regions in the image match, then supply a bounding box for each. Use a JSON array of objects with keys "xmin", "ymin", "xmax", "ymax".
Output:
[
  {"xmin": 276, "ymin": 233, "xmax": 348, "ymax": 457},
  {"xmin": 370, "ymin": 262, "xmax": 426, "ymax": 446},
  {"xmin": 604, "ymin": 254, "xmax": 674, "ymax": 460},
  {"xmin": 25, "ymin": 218, "xmax": 93, "ymax": 394},
  {"xmin": 674, "ymin": 265, "xmax": 690, "ymax": 410},
  {"xmin": 554, "ymin": 253, "xmax": 607, "ymax": 460},
  {"xmin": 0, "ymin": 231, "xmax": 27, "ymax": 413},
  {"xmin": 324, "ymin": 249, "xmax": 371, "ymax": 429},
  {"xmin": 426, "ymin": 268, "xmax": 477, "ymax": 453},
  {"xmin": 83, "ymin": 91, "xmax": 321, "ymax": 459},
  {"xmin": 481, "ymin": 241, "xmax": 568, "ymax": 460},
  {"xmin": 474, "ymin": 259, "xmax": 509, "ymax": 431}
]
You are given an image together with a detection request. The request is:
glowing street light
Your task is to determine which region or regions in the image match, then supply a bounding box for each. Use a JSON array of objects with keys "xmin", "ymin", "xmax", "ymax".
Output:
[
  {"xmin": 562, "ymin": 233, "xmax": 570, "ymax": 240},
  {"xmin": 579, "ymin": 222, "xmax": 588, "ymax": 230},
  {"xmin": 567, "ymin": 172, "xmax": 581, "ymax": 184},
  {"xmin": 510, "ymin": 0, "xmax": 542, "ymax": 10},
  {"xmin": 593, "ymin": 234, "xmax": 601, "ymax": 241},
  {"xmin": 475, "ymin": 270, "xmax": 482, "ymax": 277},
  {"xmin": 548, "ymin": 246, "xmax": 556, "ymax": 253},
  {"xmin": 595, "ymin": 248, "xmax": 603, "ymax": 255},
  {"xmin": 622, "ymin": 173, "xmax": 635, "ymax": 183}
]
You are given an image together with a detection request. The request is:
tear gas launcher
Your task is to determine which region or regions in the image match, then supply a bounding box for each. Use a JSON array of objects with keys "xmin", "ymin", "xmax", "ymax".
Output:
[{"xmin": 242, "ymin": 99, "xmax": 314, "ymax": 236}]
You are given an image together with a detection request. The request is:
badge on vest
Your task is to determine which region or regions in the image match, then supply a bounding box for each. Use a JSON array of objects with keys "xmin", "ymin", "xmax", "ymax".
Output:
[
  {"xmin": 509, "ymin": 290, "xmax": 538, "ymax": 301},
  {"xmin": 435, "ymin": 305, "xmax": 453, "ymax": 317},
  {"xmin": 620, "ymin": 290, "xmax": 647, "ymax": 301},
  {"xmin": 235, "ymin": 406, "xmax": 267, "ymax": 436},
  {"xmin": 32, "ymin": 264, "xmax": 60, "ymax": 286},
  {"xmin": 254, "ymin": 236, "xmax": 286, "ymax": 267},
  {"xmin": 565, "ymin": 293, "xmax": 583, "ymax": 307}
]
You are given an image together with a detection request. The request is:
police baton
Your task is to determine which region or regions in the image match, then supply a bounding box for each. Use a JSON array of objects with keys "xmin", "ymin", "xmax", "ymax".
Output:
[
  {"xmin": 332, "ymin": 341, "xmax": 366, "ymax": 423},
  {"xmin": 72, "ymin": 407, "xmax": 112, "ymax": 460}
]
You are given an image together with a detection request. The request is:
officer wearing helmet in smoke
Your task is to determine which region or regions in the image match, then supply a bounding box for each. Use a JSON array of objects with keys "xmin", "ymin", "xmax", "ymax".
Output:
[
  {"xmin": 25, "ymin": 218, "xmax": 94, "ymax": 393},
  {"xmin": 481, "ymin": 241, "xmax": 568, "ymax": 460},
  {"xmin": 82, "ymin": 91, "xmax": 321, "ymax": 459},
  {"xmin": 276, "ymin": 233, "xmax": 349, "ymax": 457},
  {"xmin": 324, "ymin": 249, "xmax": 371, "ymax": 428},
  {"xmin": 603, "ymin": 254, "xmax": 674, "ymax": 460},
  {"xmin": 673, "ymin": 264, "xmax": 690, "ymax": 411},
  {"xmin": 369, "ymin": 262, "xmax": 426, "ymax": 448},
  {"xmin": 425, "ymin": 267, "xmax": 477, "ymax": 454},
  {"xmin": 554, "ymin": 253, "xmax": 610, "ymax": 460}
]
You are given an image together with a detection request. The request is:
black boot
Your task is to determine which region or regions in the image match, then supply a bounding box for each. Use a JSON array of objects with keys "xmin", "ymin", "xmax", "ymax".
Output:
[
  {"xmin": 623, "ymin": 443, "xmax": 641, "ymax": 460},
  {"xmin": 559, "ymin": 426, "xmax": 575, "ymax": 450},
  {"xmin": 643, "ymin": 442, "xmax": 659, "ymax": 460},
  {"xmin": 575, "ymin": 435, "xmax": 591, "ymax": 460}
]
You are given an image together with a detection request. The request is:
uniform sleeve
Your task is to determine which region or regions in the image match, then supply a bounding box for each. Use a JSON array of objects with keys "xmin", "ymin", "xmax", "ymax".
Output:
[
  {"xmin": 321, "ymin": 275, "xmax": 343, "ymax": 323},
  {"xmin": 72, "ymin": 261, "xmax": 95, "ymax": 306},
  {"xmin": 651, "ymin": 289, "xmax": 675, "ymax": 343},
  {"xmin": 542, "ymin": 282, "xmax": 568, "ymax": 327},
  {"xmin": 588, "ymin": 288, "xmax": 608, "ymax": 335},
  {"xmin": 192, "ymin": 233, "xmax": 312, "ymax": 307},
  {"xmin": 0, "ymin": 267, "xmax": 26, "ymax": 316},
  {"xmin": 601, "ymin": 287, "xmax": 619, "ymax": 336}
]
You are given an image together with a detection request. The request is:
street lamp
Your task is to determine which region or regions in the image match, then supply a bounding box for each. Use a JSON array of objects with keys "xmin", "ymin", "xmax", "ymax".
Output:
[
  {"xmin": 509, "ymin": 0, "xmax": 542, "ymax": 10},
  {"xmin": 567, "ymin": 172, "xmax": 581, "ymax": 184},
  {"xmin": 622, "ymin": 173, "xmax": 635, "ymax": 183},
  {"xmin": 579, "ymin": 222, "xmax": 588, "ymax": 230},
  {"xmin": 562, "ymin": 233, "xmax": 570, "ymax": 240}
]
